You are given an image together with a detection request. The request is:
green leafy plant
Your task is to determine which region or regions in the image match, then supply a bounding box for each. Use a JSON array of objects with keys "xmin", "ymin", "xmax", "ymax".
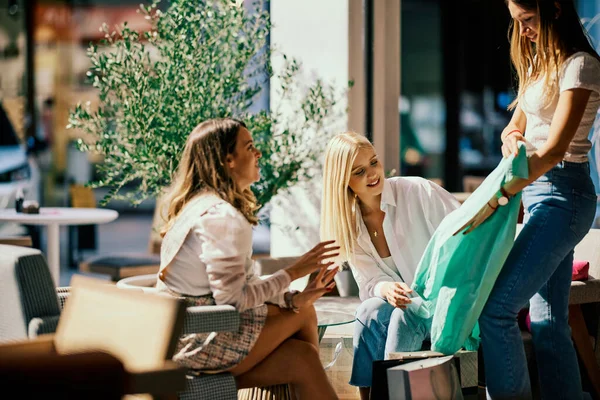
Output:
[{"xmin": 68, "ymin": 0, "xmax": 346, "ymax": 210}]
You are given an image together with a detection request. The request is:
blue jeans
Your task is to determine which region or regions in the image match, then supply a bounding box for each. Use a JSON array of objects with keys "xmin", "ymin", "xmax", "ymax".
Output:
[
  {"xmin": 349, "ymin": 297, "xmax": 431, "ymax": 387},
  {"xmin": 479, "ymin": 161, "xmax": 597, "ymax": 400}
]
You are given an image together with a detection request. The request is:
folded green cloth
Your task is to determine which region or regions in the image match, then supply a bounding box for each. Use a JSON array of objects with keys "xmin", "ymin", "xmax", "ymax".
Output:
[{"xmin": 412, "ymin": 142, "xmax": 528, "ymax": 354}]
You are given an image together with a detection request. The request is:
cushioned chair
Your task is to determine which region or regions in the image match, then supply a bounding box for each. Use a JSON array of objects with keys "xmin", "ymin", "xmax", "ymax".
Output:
[
  {"xmin": 0, "ymin": 244, "xmax": 241, "ymax": 400},
  {"xmin": 117, "ymin": 268, "xmax": 362, "ymax": 400}
]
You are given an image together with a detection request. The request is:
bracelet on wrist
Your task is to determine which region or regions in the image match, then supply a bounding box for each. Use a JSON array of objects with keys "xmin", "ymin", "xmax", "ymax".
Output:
[
  {"xmin": 487, "ymin": 201, "xmax": 498, "ymax": 210},
  {"xmin": 503, "ymin": 129, "xmax": 522, "ymax": 141},
  {"xmin": 499, "ymin": 186, "xmax": 512, "ymax": 199},
  {"xmin": 284, "ymin": 290, "xmax": 300, "ymax": 313}
]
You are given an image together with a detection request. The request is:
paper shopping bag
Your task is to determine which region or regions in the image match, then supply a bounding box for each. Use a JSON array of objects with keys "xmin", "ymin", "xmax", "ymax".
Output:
[{"xmin": 386, "ymin": 355, "xmax": 464, "ymax": 400}]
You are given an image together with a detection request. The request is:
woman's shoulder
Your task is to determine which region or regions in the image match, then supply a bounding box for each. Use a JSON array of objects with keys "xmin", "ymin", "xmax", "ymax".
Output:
[
  {"xmin": 183, "ymin": 193, "xmax": 249, "ymax": 229},
  {"xmin": 559, "ymin": 51, "xmax": 600, "ymax": 93},
  {"xmin": 386, "ymin": 176, "xmax": 456, "ymax": 206},
  {"xmin": 386, "ymin": 176, "xmax": 437, "ymax": 193},
  {"xmin": 562, "ymin": 51, "xmax": 600, "ymax": 75}
]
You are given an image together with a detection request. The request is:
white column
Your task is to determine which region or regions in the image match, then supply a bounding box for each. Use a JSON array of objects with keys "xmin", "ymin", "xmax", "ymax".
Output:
[
  {"xmin": 372, "ymin": 0, "xmax": 401, "ymax": 176},
  {"xmin": 46, "ymin": 223, "xmax": 60, "ymax": 285},
  {"xmin": 269, "ymin": 0, "xmax": 348, "ymax": 260},
  {"xmin": 347, "ymin": 0, "xmax": 366, "ymax": 134}
]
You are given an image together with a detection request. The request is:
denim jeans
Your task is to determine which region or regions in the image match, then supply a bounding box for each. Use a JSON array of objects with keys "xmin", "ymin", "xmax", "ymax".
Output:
[
  {"xmin": 479, "ymin": 161, "xmax": 597, "ymax": 400},
  {"xmin": 349, "ymin": 296, "xmax": 431, "ymax": 387}
]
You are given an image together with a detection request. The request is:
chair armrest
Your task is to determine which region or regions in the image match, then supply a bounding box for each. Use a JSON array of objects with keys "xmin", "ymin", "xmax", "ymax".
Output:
[
  {"xmin": 56, "ymin": 287, "xmax": 70, "ymax": 310},
  {"xmin": 570, "ymin": 279, "xmax": 600, "ymax": 305},
  {"xmin": 53, "ymin": 286, "xmax": 240, "ymax": 334},
  {"xmin": 182, "ymin": 305, "xmax": 239, "ymax": 335},
  {"xmin": 28, "ymin": 316, "xmax": 60, "ymax": 337}
]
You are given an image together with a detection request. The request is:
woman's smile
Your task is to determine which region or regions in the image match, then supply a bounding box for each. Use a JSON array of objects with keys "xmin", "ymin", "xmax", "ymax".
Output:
[{"xmin": 367, "ymin": 177, "xmax": 381, "ymax": 188}]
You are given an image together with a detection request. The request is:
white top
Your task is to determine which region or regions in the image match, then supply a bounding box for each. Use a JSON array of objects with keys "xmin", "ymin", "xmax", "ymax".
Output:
[
  {"xmin": 350, "ymin": 177, "xmax": 460, "ymax": 301},
  {"xmin": 521, "ymin": 51, "xmax": 600, "ymax": 162},
  {"xmin": 381, "ymin": 256, "xmax": 398, "ymax": 275},
  {"xmin": 0, "ymin": 207, "xmax": 118, "ymax": 226},
  {"xmin": 161, "ymin": 199, "xmax": 291, "ymax": 311}
]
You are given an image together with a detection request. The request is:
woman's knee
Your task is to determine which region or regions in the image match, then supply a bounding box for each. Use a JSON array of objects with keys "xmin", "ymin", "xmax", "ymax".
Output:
[
  {"xmin": 355, "ymin": 297, "xmax": 392, "ymax": 324},
  {"xmin": 299, "ymin": 303, "xmax": 317, "ymax": 326},
  {"xmin": 479, "ymin": 298, "xmax": 519, "ymax": 334},
  {"xmin": 283, "ymin": 339, "xmax": 320, "ymax": 366}
]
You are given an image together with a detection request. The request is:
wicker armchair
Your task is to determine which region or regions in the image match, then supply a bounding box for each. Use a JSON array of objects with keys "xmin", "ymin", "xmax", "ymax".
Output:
[{"xmin": 0, "ymin": 244, "xmax": 240, "ymax": 400}]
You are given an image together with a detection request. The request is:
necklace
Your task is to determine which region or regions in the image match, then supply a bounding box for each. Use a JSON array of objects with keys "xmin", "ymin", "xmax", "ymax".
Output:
[{"xmin": 365, "ymin": 213, "xmax": 384, "ymax": 239}]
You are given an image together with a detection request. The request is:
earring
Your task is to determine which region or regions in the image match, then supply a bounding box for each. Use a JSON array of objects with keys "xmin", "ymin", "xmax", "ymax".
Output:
[{"xmin": 351, "ymin": 193, "xmax": 357, "ymax": 213}]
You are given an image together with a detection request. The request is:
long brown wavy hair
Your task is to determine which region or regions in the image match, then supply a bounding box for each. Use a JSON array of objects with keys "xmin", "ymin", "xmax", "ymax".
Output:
[
  {"xmin": 507, "ymin": 0, "xmax": 600, "ymax": 110},
  {"xmin": 160, "ymin": 118, "xmax": 259, "ymax": 237}
]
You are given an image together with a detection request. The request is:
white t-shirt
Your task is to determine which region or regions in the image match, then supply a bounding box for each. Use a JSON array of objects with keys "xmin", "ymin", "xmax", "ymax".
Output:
[
  {"xmin": 381, "ymin": 256, "xmax": 399, "ymax": 276},
  {"xmin": 521, "ymin": 51, "xmax": 600, "ymax": 162}
]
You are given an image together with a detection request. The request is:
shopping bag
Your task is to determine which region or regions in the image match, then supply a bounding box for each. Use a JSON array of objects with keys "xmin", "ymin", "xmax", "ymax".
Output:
[
  {"xmin": 371, "ymin": 351, "xmax": 444, "ymax": 400},
  {"xmin": 386, "ymin": 355, "xmax": 464, "ymax": 400},
  {"xmin": 412, "ymin": 142, "xmax": 529, "ymax": 354}
]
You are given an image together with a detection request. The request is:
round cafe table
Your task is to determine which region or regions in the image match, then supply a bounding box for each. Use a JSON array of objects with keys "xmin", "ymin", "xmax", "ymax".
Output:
[
  {"xmin": 0, "ymin": 207, "xmax": 118, "ymax": 285},
  {"xmin": 316, "ymin": 310, "xmax": 356, "ymax": 342}
]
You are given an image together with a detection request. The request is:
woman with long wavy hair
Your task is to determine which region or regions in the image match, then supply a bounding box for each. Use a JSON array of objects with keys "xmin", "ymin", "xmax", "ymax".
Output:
[
  {"xmin": 157, "ymin": 118, "xmax": 339, "ymax": 399},
  {"xmin": 461, "ymin": 1, "xmax": 600, "ymax": 398}
]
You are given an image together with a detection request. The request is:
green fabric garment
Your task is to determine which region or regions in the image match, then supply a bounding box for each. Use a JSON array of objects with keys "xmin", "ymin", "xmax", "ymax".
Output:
[{"xmin": 411, "ymin": 143, "xmax": 529, "ymax": 355}]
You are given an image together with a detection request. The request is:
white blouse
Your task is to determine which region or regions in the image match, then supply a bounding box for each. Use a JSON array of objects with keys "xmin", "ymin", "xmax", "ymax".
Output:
[
  {"xmin": 521, "ymin": 51, "xmax": 600, "ymax": 163},
  {"xmin": 350, "ymin": 177, "xmax": 460, "ymax": 301},
  {"xmin": 162, "ymin": 199, "xmax": 291, "ymax": 311}
]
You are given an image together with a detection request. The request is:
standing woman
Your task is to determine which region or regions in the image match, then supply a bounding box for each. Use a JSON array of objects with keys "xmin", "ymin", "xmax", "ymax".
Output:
[
  {"xmin": 320, "ymin": 132, "xmax": 460, "ymax": 400},
  {"xmin": 158, "ymin": 118, "xmax": 339, "ymax": 399},
  {"xmin": 463, "ymin": 1, "xmax": 600, "ymax": 398}
]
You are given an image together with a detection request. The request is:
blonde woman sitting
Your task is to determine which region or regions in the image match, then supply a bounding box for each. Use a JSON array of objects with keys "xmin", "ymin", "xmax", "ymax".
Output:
[
  {"xmin": 158, "ymin": 118, "xmax": 339, "ymax": 399},
  {"xmin": 320, "ymin": 132, "xmax": 460, "ymax": 400}
]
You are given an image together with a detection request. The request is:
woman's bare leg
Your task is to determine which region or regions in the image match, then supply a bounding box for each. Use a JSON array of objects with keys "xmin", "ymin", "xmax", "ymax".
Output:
[
  {"xmin": 265, "ymin": 303, "xmax": 320, "ymax": 349},
  {"xmin": 235, "ymin": 338, "xmax": 337, "ymax": 399},
  {"xmin": 229, "ymin": 304, "xmax": 319, "ymax": 376},
  {"xmin": 229, "ymin": 304, "xmax": 336, "ymax": 398}
]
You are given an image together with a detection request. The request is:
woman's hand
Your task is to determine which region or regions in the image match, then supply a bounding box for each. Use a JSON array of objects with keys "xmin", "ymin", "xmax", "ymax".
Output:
[
  {"xmin": 453, "ymin": 196, "xmax": 499, "ymax": 236},
  {"xmin": 285, "ymin": 240, "xmax": 340, "ymax": 281},
  {"xmin": 382, "ymin": 282, "xmax": 413, "ymax": 309},
  {"xmin": 502, "ymin": 131, "xmax": 525, "ymax": 158},
  {"xmin": 292, "ymin": 266, "xmax": 339, "ymax": 308}
]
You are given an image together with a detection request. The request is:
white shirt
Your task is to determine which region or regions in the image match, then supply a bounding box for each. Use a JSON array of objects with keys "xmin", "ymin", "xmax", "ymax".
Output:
[
  {"xmin": 162, "ymin": 199, "xmax": 291, "ymax": 311},
  {"xmin": 521, "ymin": 51, "xmax": 600, "ymax": 162},
  {"xmin": 350, "ymin": 177, "xmax": 460, "ymax": 301},
  {"xmin": 381, "ymin": 256, "xmax": 397, "ymax": 274}
]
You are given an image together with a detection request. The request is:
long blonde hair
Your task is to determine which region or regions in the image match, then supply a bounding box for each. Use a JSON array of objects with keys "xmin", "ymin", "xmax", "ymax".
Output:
[
  {"xmin": 507, "ymin": 0, "xmax": 600, "ymax": 110},
  {"xmin": 160, "ymin": 118, "xmax": 259, "ymax": 237},
  {"xmin": 320, "ymin": 132, "xmax": 374, "ymax": 263}
]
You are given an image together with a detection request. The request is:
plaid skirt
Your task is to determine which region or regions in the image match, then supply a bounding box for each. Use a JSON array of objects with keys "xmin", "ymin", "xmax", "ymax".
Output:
[{"xmin": 170, "ymin": 292, "xmax": 267, "ymax": 374}]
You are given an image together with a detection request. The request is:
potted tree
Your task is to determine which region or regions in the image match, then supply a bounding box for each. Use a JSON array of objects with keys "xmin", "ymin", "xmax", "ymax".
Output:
[{"xmin": 68, "ymin": 0, "xmax": 345, "ymax": 216}]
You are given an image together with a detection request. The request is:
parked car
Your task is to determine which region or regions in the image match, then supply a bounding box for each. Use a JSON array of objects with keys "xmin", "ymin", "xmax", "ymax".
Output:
[{"xmin": 0, "ymin": 102, "xmax": 41, "ymax": 236}]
